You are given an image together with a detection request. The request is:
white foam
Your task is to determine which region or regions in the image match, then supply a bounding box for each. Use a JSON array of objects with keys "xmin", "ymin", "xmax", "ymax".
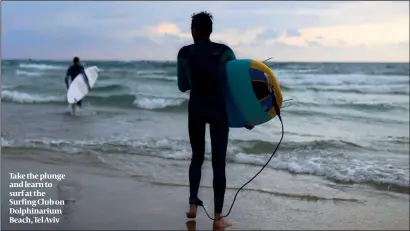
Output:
[
  {"xmin": 16, "ymin": 70, "xmax": 42, "ymax": 77},
  {"xmin": 136, "ymin": 70, "xmax": 167, "ymax": 75},
  {"xmin": 19, "ymin": 63, "xmax": 64, "ymax": 70},
  {"xmin": 1, "ymin": 90, "xmax": 62, "ymax": 103},
  {"xmin": 233, "ymin": 151, "xmax": 409, "ymax": 187},
  {"xmin": 133, "ymin": 96, "xmax": 185, "ymax": 109},
  {"xmin": 137, "ymin": 74, "xmax": 177, "ymax": 81},
  {"xmin": 5, "ymin": 136, "xmax": 409, "ymax": 188},
  {"xmin": 1, "ymin": 137, "xmax": 10, "ymax": 147}
]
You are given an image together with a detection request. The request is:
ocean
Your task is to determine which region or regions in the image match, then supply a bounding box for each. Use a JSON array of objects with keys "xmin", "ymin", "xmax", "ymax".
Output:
[{"xmin": 1, "ymin": 59, "xmax": 409, "ymax": 195}]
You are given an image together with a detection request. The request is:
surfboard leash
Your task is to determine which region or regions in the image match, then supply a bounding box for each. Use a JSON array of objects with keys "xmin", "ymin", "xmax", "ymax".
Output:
[{"xmin": 198, "ymin": 91, "xmax": 284, "ymax": 221}]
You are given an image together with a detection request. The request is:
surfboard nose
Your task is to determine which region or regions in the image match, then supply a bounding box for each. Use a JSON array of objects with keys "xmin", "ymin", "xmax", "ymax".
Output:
[
  {"xmin": 249, "ymin": 60, "xmax": 283, "ymax": 117},
  {"xmin": 224, "ymin": 59, "xmax": 283, "ymax": 127}
]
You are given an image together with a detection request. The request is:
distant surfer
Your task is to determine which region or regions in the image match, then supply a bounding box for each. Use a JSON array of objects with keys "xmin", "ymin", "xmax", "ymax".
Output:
[
  {"xmin": 177, "ymin": 11, "xmax": 253, "ymax": 230},
  {"xmin": 65, "ymin": 57, "xmax": 91, "ymax": 115}
]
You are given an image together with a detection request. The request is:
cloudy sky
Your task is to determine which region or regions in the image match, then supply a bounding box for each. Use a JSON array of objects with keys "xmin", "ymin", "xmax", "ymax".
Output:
[{"xmin": 2, "ymin": 1, "xmax": 409, "ymax": 62}]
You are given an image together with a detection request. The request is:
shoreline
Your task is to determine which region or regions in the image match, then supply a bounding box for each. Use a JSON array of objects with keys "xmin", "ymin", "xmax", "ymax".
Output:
[
  {"xmin": 2, "ymin": 150, "xmax": 409, "ymax": 230},
  {"xmin": 3, "ymin": 142, "xmax": 409, "ymax": 196}
]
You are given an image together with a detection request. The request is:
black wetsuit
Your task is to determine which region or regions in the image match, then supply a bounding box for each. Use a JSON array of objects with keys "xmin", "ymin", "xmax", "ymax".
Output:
[
  {"xmin": 177, "ymin": 38, "xmax": 236, "ymax": 214},
  {"xmin": 65, "ymin": 64, "xmax": 89, "ymax": 107}
]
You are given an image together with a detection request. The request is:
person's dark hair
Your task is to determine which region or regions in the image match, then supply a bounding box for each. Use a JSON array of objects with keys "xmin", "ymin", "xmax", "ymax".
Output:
[
  {"xmin": 73, "ymin": 57, "xmax": 80, "ymax": 64},
  {"xmin": 191, "ymin": 11, "xmax": 213, "ymax": 37}
]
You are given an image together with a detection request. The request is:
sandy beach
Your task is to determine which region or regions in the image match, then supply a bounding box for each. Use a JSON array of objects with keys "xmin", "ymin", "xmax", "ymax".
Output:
[{"xmin": 2, "ymin": 148, "xmax": 409, "ymax": 230}]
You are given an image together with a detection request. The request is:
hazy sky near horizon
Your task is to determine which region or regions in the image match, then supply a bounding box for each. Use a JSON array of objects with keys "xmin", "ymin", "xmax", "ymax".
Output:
[{"xmin": 2, "ymin": 1, "xmax": 409, "ymax": 62}]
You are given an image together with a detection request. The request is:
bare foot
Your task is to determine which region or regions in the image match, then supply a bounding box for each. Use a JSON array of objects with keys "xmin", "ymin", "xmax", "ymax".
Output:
[
  {"xmin": 186, "ymin": 220, "xmax": 196, "ymax": 231},
  {"xmin": 213, "ymin": 216, "xmax": 232, "ymax": 230},
  {"xmin": 186, "ymin": 204, "xmax": 197, "ymax": 219}
]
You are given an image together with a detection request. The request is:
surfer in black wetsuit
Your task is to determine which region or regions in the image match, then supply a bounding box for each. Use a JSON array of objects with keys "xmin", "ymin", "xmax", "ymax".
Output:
[
  {"xmin": 177, "ymin": 11, "xmax": 253, "ymax": 230},
  {"xmin": 65, "ymin": 57, "xmax": 91, "ymax": 115}
]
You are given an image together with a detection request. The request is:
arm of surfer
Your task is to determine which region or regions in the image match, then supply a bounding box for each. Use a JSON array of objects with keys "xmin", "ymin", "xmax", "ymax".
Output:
[
  {"xmin": 221, "ymin": 47, "xmax": 237, "ymax": 62},
  {"xmin": 80, "ymin": 67, "xmax": 92, "ymax": 91},
  {"xmin": 177, "ymin": 47, "xmax": 191, "ymax": 92}
]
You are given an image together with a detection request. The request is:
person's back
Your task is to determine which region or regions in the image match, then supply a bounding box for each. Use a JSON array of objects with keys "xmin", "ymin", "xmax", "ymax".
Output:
[
  {"xmin": 66, "ymin": 64, "xmax": 84, "ymax": 81},
  {"xmin": 65, "ymin": 57, "xmax": 91, "ymax": 115},
  {"xmin": 179, "ymin": 40, "xmax": 234, "ymax": 118},
  {"xmin": 177, "ymin": 11, "xmax": 238, "ymax": 230},
  {"xmin": 65, "ymin": 57, "xmax": 87, "ymax": 88}
]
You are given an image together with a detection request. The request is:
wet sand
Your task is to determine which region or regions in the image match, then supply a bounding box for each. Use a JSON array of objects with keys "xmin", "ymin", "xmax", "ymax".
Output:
[{"xmin": 1, "ymin": 150, "xmax": 409, "ymax": 230}]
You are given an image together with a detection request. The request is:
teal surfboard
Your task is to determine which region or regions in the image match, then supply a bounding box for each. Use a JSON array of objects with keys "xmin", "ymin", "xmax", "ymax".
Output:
[{"xmin": 223, "ymin": 59, "xmax": 283, "ymax": 128}]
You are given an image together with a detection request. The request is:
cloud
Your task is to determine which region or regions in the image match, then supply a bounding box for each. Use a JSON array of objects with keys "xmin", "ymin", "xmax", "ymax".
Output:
[
  {"xmin": 2, "ymin": 1, "xmax": 409, "ymax": 61},
  {"xmin": 285, "ymin": 29, "xmax": 301, "ymax": 37},
  {"xmin": 274, "ymin": 16, "xmax": 409, "ymax": 48},
  {"xmin": 232, "ymin": 41, "xmax": 409, "ymax": 63},
  {"xmin": 338, "ymin": 40, "xmax": 347, "ymax": 46},
  {"xmin": 306, "ymin": 40, "xmax": 323, "ymax": 47},
  {"xmin": 257, "ymin": 29, "xmax": 280, "ymax": 40}
]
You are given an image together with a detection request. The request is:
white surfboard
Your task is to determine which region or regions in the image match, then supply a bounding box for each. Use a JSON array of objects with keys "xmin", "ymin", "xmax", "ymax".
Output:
[{"xmin": 67, "ymin": 66, "xmax": 99, "ymax": 104}]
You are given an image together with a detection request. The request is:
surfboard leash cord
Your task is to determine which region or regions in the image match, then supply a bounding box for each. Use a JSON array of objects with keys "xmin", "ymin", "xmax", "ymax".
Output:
[{"xmin": 198, "ymin": 92, "xmax": 284, "ymax": 221}]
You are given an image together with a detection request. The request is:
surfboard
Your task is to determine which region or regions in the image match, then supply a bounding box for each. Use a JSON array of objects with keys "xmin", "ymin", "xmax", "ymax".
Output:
[
  {"xmin": 223, "ymin": 59, "xmax": 283, "ymax": 128},
  {"xmin": 67, "ymin": 66, "xmax": 99, "ymax": 104}
]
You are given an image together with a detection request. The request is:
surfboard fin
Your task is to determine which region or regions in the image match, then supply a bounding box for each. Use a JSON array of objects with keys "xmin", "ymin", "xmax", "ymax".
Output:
[{"xmin": 261, "ymin": 57, "xmax": 273, "ymax": 63}]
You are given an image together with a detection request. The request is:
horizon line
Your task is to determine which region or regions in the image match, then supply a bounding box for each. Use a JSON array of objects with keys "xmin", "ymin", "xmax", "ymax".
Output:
[{"xmin": 3, "ymin": 58, "xmax": 409, "ymax": 64}]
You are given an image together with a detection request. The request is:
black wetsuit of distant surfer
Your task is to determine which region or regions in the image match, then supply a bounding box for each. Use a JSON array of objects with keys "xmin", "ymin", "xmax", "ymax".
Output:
[
  {"xmin": 65, "ymin": 57, "xmax": 91, "ymax": 108},
  {"xmin": 177, "ymin": 12, "xmax": 252, "ymax": 227}
]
